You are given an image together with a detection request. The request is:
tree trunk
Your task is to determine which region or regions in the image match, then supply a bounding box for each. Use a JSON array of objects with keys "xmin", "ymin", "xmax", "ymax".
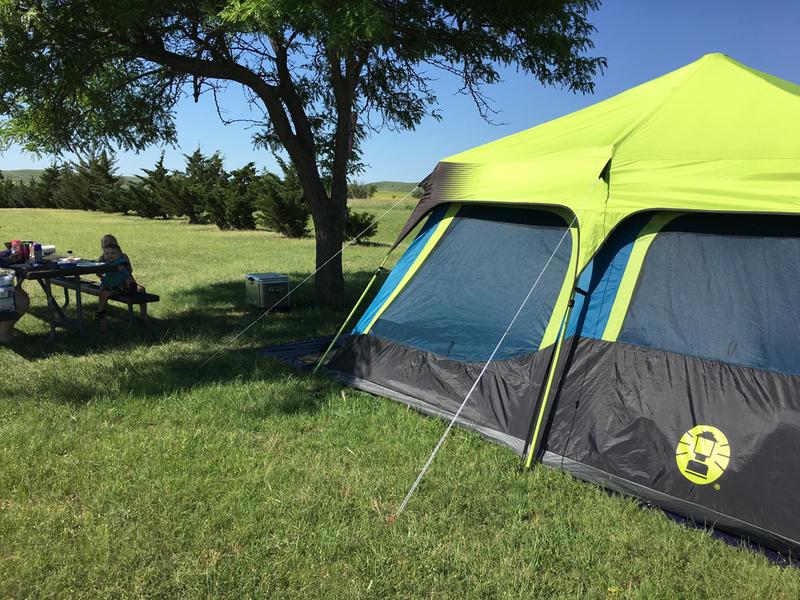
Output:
[
  {"xmin": 309, "ymin": 190, "xmax": 347, "ymax": 306},
  {"xmin": 132, "ymin": 35, "xmax": 361, "ymax": 308}
]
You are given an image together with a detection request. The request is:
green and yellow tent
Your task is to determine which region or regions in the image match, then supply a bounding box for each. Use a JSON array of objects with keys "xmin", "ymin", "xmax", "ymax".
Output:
[{"xmin": 323, "ymin": 53, "xmax": 800, "ymax": 555}]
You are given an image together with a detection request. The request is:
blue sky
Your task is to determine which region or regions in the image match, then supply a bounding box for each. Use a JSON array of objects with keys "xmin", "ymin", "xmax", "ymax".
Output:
[{"xmin": 1, "ymin": 0, "xmax": 798, "ymax": 182}]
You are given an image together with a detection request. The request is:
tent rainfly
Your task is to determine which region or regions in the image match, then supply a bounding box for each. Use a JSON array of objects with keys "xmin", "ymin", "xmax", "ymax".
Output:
[{"xmin": 322, "ymin": 53, "xmax": 800, "ymax": 555}]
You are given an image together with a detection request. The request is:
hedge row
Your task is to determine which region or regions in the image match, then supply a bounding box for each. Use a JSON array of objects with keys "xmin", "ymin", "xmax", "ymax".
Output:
[{"xmin": 0, "ymin": 150, "xmax": 379, "ymax": 242}]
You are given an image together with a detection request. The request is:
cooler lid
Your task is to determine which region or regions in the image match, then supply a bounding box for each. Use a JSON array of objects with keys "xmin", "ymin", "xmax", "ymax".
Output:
[{"xmin": 246, "ymin": 273, "xmax": 290, "ymax": 283}]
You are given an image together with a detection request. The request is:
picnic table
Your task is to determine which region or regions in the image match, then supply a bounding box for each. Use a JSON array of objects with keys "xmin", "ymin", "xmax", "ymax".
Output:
[{"xmin": 6, "ymin": 257, "xmax": 117, "ymax": 340}]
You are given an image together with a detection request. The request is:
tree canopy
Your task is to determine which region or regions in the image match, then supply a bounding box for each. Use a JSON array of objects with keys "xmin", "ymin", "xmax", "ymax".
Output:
[{"xmin": 0, "ymin": 0, "xmax": 605, "ymax": 304}]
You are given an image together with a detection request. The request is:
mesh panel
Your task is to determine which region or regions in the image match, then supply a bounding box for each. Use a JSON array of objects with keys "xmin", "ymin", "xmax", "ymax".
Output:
[
  {"xmin": 370, "ymin": 205, "xmax": 571, "ymax": 361},
  {"xmin": 353, "ymin": 205, "xmax": 449, "ymax": 334},
  {"xmin": 620, "ymin": 213, "xmax": 800, "ymax": 375}
]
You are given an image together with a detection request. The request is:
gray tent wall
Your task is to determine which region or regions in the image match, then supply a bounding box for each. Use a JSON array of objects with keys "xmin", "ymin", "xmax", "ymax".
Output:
[{"xmin": 327, "ymin": 203, "xmax": 575, "ymax": 453}]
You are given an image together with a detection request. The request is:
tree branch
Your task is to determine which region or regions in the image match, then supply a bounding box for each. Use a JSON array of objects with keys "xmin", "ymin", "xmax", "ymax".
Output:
[
  {"xmin": 267, "ymin": 32, "xmax": 317, "ymax": 155},
  {"xmin": 133, "ymin": 32, "xmax": 326, "ymax": 194}
]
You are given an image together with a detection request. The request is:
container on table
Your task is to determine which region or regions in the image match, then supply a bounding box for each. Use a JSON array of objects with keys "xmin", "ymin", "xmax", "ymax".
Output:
[
  {"xmin": 0, "ymin": 270, "xmax": 15, "ymax": 313},
  {"xmin": 245, "ymin": 273, "xmax": 291, "ymax": 310}
]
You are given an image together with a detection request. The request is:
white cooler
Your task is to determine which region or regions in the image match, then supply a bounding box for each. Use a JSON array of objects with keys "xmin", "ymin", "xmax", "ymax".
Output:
[{"xmin": 245, "ymin": 273, "xmax": 291, "ymax": 310}]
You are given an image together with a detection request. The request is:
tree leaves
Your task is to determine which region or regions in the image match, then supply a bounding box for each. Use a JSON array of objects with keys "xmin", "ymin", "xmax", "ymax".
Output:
[
  {"xmin": 0, "ymin": 0, "xmax": 605, "ymax": 168},
  {"xmin": 0, "ymin": 0, "xmax": 604, "ymax": 302}
]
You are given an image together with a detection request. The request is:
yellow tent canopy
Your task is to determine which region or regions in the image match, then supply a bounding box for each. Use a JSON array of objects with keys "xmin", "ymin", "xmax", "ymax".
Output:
[{"xmin": 399, "ymin": 53, "xmax": 800, "ymax": 268}]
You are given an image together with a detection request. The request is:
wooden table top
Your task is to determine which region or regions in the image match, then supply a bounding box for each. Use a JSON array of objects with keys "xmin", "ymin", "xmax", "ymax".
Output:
[{"xmin": 2, "ymin": 257, "xmax": 116, "ymax": 280}]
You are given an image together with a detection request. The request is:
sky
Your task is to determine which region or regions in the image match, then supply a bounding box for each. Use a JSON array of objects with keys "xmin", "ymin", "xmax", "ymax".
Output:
[{"xmin": 1, "ymin": 0, "xmax": 799, "ymax": 182}]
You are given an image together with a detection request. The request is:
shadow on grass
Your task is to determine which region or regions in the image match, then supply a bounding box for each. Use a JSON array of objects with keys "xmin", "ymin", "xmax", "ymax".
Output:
[{"xmin": 5, "ymin": 269, "xmax": 386, "ymax": 406}]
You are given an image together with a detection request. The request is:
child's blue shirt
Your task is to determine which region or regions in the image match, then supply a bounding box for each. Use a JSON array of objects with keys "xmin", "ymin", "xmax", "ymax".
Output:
[{"xmin": 100, "ymin": 256, "xmax": 132, "ymax": 289}]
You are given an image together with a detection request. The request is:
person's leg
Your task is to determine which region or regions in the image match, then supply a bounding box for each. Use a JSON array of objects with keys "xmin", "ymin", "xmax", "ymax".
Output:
[
  {"xmin": 13, "ymin": 288, "xmax": 29, "ymax": 330},
  {"xmin": 97, "ymin": 290, "xmax": 110, "ymax": 312},
  {"xmin": 0, "ymin": 288, "xmax": 29, "ymax": 342},
  {"xmin": 137, "ymin": 284, "xmax": 150, "ymax": 324},
  {"xmin": 0, "ymin": 320, "xmax": 12, "ymax": 342},
  {"xmin": 97, "ymin": 289, "xmax": 111, "ymax": 332}
]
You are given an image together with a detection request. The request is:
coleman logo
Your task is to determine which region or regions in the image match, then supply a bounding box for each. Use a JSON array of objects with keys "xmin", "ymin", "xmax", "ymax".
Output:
[{"xmin": 675, "ymin": 425, "xmax": 730, "ymax": 485}]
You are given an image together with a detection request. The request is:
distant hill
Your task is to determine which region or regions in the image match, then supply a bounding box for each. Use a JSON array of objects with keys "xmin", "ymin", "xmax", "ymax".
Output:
[
  {"xmin": 1, "ymin": 168, "xmax": 139, "ymax": 185},
  {"xmin": 0, "ymin": 169, "xmax": 44, "ymax": 182},
  {"xmin": 0, "ymin": 169, "xmax": 417, "ymax": 194},
  {"xmin": 369, "ymin": 181, "xmax": 419, "ymax": 194}
]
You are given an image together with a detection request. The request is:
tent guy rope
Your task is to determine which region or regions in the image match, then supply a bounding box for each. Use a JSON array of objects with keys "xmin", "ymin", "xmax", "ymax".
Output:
[
  {"xmin": 198, "ymin": 187, "xmax": 419, "ymax": 371},
  {"xmin": 395, "ymin": 216, "xmax": 577, "ymax": 516}
]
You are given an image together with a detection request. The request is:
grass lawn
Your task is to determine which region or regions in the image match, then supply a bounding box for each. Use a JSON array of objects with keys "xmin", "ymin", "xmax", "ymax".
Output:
[{"xmin": 1, "ymin": 207, "xmax": 798, "ymax": 599}]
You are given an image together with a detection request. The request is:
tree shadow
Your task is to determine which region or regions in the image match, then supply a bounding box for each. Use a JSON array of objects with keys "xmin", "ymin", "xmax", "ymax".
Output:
[{"xmin": 3, "ymin": 269, "xmax": 386, "ymax": 408}]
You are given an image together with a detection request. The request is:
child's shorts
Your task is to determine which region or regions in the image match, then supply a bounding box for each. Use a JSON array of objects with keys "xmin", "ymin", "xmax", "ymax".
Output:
[{"xmin": 101, "ymin": 280, "xmax": 138, "ymax": 295}]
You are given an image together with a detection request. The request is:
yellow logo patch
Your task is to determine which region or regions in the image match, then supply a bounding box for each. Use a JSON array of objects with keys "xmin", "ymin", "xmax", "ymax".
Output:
[{"xmin": 675, "ymin": 425, "xmax": 730, "ymax": 485}]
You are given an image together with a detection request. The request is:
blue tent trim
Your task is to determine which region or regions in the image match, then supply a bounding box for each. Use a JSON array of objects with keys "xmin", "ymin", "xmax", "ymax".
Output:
[
  {"xmin": 566, "ymin": 213, "xmax": 652, "ymax": 340},
  {"xmin": 353, "ymin": 204, "xmax": 449, "ymax": 335}
]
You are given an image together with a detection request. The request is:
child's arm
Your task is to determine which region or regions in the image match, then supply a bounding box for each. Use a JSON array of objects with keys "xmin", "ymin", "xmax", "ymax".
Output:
[{"xmin": 122, "ymin": 260, "xmax": 135, "ymax": 285}]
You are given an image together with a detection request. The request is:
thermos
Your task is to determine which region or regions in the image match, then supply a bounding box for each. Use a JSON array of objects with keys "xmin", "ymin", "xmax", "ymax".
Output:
[{"xmin": 0, "ymin": 269, "xmax": 15, "ymax": 313}]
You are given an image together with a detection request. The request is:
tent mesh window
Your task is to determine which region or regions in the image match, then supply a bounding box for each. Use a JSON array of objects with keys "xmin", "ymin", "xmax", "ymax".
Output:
[
  {"xmin": 370, "ymin": 205, "xmax": 572, "ymax": 362},
  {"xmin": 619, "ymin": 213, "xmax": 800, "ymax": 375}
]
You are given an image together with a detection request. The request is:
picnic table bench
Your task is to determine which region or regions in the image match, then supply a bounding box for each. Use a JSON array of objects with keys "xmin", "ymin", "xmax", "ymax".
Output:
[{"xmin": 50, "ymin": 277, "xmax": 160, "ymax": 323}]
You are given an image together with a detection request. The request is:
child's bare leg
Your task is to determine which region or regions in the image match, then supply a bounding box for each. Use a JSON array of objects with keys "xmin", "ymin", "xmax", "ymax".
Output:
[
  {"xmin": 97, "ymin": 290, "xmax": 110, "ymax": 312},
  {"xmin": 97, "ymin": 290, "xmax": 111, "ymax": 331},
  {"xmin": 137, "ymin": 285, "xmax": 150, "ymax": 323}
]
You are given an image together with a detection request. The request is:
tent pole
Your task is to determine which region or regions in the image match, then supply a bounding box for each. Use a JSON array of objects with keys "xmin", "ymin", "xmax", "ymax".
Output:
[
  {"xmin": 312, "ymin": 253, "xmax": 392, "ymax": 374},
  {"xmin": 521, "ymin": 214, "xmax": 584, "ymax": 469},
  {"xmin": 522, "ymin": 293, "xmax": 577, "ymax": 468}
]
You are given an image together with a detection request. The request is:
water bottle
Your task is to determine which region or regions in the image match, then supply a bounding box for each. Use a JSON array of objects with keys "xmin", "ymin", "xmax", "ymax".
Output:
[
  {"xmin": 25, "ymin": 242, "xmax": 35, "ymax": 265},
  {"xmin": 33, "ymin": 243, "xmax": 43, "ymax": 264}
]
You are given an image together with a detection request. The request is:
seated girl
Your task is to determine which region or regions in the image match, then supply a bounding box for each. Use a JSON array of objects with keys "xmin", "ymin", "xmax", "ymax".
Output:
[{"xmin": 96, "ymin": 235, "xmax": 150, "ymax": 331}]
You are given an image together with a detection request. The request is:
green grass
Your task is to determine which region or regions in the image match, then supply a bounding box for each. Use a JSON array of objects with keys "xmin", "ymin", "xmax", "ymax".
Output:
[
  {"xmin": 365, "ymin": 181, "xmax": 420, "ymax": 203},
  {"xmin": 370, "ymin": 180, "xmax": 419, "ymax": 192},
  {"xmin": 1, "ymin": 208, "xmax": 798, "ymax": 599}
]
